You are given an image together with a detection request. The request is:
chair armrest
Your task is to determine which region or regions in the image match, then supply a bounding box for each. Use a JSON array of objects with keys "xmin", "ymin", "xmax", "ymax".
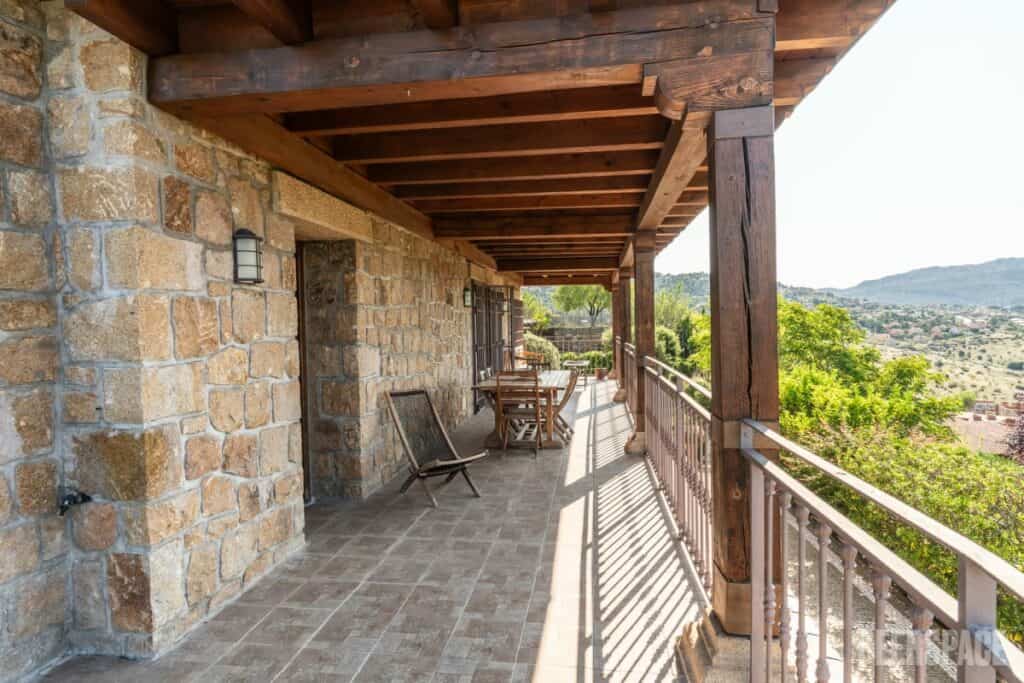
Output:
[{"xmin": 420, "ymin": 451, "xmax": 488, "ymax": 471}]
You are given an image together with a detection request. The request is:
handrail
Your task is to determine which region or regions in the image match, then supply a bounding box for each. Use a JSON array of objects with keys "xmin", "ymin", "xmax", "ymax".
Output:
[
  {"xmin": 644, "ymin": 355, "xmax": 712, "ymax": 400},
  {"xmin": 743, "ymin": 418, "xmax": 1024, "ymax": 603}
]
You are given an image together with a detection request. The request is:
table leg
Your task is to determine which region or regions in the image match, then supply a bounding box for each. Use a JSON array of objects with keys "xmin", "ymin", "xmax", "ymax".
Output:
[{"xmin": 542, "ymin": 390, "xmax": 561, "ymax": 449}]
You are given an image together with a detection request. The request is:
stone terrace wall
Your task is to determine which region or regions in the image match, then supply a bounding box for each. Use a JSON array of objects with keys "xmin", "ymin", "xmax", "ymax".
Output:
[
  {"xmin": 0, "ymin": 2, "xmax": 66, "ymax": 678},
  {"xmin": 0, "ymin": 2, "xmax": 306, "ymax": 677},
  {"xmin": 302, "ymin": 220, "xmax": 473, "ymax": 499}
]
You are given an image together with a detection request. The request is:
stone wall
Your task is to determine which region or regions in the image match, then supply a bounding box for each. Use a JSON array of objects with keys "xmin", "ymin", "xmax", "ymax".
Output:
[
  {"xmin": 0, "ymin": 2, "xmax": 306, "ymax": 678},
  {"xmin": 0, "ymin": 2, "xmax": 65, "ymax": 678},
  {"xmin": 302, "ymin": 221, "xmax": 473, "ymax": 499}
]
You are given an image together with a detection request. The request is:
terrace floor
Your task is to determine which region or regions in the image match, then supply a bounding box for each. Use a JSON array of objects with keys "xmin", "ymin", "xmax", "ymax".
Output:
[{"xmin": 40, "ymin": 380, "xmax": 706, "ymax": 682}]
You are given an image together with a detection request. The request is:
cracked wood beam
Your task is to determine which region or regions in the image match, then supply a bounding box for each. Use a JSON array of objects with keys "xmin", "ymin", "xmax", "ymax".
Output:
[
  {"xmin": 707, "ymin": 105, "xmax": 780, "ymax": 637},
  {"xmin": 149, "ymin": 3, "xmax": 774, "ymax": 116}
]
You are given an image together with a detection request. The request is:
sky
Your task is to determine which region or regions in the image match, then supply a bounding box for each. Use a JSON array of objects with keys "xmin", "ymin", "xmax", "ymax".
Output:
[{"xmin": 656, "ymin": 0, "xmax": 1024, "ymax": 289}]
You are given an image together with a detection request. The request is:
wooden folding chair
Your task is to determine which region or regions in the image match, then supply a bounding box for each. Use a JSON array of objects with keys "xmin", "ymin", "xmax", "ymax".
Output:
[
  {"xmin": 552, "ymin": 370, "xmax": 579, "ymax": 441},
  {"xmin": 496, "ymin": 371, "xmax": 544, "ymax": 458},
  {"xmin": 385, "ymin": 390, "xmax": 488, "ymax": 507}
]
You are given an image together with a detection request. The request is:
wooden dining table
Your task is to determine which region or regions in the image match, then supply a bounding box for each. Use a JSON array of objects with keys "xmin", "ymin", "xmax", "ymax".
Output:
[{"xmin": 474, "ymin": 370, "xmax": 571, "ymax": 450}]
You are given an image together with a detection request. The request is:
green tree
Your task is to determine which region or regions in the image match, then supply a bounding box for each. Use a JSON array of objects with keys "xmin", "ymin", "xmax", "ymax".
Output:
[
  {"xmin": 522, "ymin": 290, "xmax": 551, "ymax": 332},
  {"xmin": 655, "ymin": 285, "xmax": 690, "ymax": 332},
  {"xmin": 655, "ymin": 325, "xmax": 682, "ymax": 366},
  {"xmin": 552, "ymin": 285, "xmax": 611, "ymax": 327}
]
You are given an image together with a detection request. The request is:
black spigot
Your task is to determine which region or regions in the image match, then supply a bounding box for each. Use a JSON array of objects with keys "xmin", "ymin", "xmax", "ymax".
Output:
[{"xmin": 59, "ymin": 489, "xmax": 92, "ymax": 516}]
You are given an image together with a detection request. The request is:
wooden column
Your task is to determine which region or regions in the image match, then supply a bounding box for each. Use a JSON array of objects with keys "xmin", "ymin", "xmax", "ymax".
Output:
[
  {"xmin": 609, "ymin": 277, "xmax": 621, "ymax": 380},
  {"xmin": 625, "ymin": 234, "xmax": 655, "ymax": 453},
  {"xmin": 707, "ymin": 105, "xmax": 780, "ymax": 635},
  {"xmin": 613, "ymin": 268, "xmax": 632, "ymax": 403}
]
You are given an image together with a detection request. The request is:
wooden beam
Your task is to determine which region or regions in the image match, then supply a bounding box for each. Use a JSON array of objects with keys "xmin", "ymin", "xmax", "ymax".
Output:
[
  {"xmin": 434, "ymin": 214, "xmax": 633, "ymax": 240},
  {"xmin": 66, "ymin": 0, "xmax": 178, "ymax": 56},
  {"xmin": 149, "ymin": 5, "xmax": 775, "ymax": 115},
  {"xmin": 676, "ymin": 190, "xmax": 709, "ymax": 206},
  {"xmin": 774, "ymin": 58, "xmax": 833, "ymax": 105},
  {"xmin": 230, "ymin": 0, "xmax": 311, "ymax": 44},
  {"xmin": 643, "ymin": 52, "xmax": 772, "ymax": 120},
  {"xmin": 371, "ymin": 151, "xmax": 659, "ymax": 186},
  {"xmin": 190, "ymin": 113, "xmax": 432, "ymax": 239},
  {"xmin": 287, "ymin": 85, "xmax": 656, "ymax": 136},
  {"xmin": 393, "ymin": 176, "xmax": 649, "ymax": 200},
  {"xmin": 522, "ymin": 274, "xmax": 612, "ymax": 286},
  {"xmin": 411, "ymin": 0, "xmax": 458, "ymax": 28},
  {"xmin": 412, "ymin": 193, "xmax": 642, "ymax": 213},
  {"xmin": 776, "ymin": 0, "xmax": 895, "ymax": 51},
  {"xmin": 634, "ymin": 118, "xmax": 707, "ymax": 231},
  {"xmin": 333, "ymin": 117, "xmax": 668, "ymax": 164},
  {"xmin": 618, "ymin": 240, "xmax": 634, "ymax": 269},
  {"xmin": 436, "ymin": 239, "xmax": 496, "ymax": 270},
  {"xmin": 496, "ymin": 257, "xmax": 619, "ymax": 273}
]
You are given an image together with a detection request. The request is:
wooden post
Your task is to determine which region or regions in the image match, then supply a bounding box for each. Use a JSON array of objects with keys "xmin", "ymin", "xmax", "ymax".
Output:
[
  {"xmin": 625, "ymin": 233, "xmax": 655, "ymax": 454},
  {"xmin": 707, "ymin": 105, "xmax": 780, "ymax": 635},
  {"xmin": 609, "ymin": 277, "xmax": 621, "ymax": 380},
  {"xmin": 613, "ymin": 268, "xmax": 632, "ymax": 403}
]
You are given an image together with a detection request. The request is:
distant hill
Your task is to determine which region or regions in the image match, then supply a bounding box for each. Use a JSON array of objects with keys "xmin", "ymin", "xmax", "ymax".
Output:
[{"xmin": 831, "ymin": 258, "xmax": 1024, "ymax": 307}]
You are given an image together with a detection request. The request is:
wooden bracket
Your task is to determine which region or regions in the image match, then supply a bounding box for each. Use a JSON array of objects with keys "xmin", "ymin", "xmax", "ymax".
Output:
[{"xmin": 643, "ymin": 51, "xmax": 774, "ymax": 120}]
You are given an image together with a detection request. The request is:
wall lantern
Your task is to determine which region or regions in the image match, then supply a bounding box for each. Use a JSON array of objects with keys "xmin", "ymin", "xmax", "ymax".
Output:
[
  {"xmin": 233, "ymin": 229, "xmax": 264, "ymax": 284},
  {"xmin": 463, "ymin": 286, "xmax": 473, "ymax": 307}
]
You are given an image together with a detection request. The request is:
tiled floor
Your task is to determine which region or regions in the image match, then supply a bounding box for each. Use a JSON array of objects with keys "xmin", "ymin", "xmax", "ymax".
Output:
[{"xmin": 41, "ymin": 380, "xmax": 706, "ymax": 682}]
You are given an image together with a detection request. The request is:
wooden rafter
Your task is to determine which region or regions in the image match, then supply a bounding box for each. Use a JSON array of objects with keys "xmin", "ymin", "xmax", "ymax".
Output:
[
  {"xmin": 634, "ymin": 117, "xmax": 708, "ymax": 231},
  {"xmin": 522, "ymin": 274, "xmax": 612, "ymax": 286},
  {"xmin": 393, "ymin": 176, "xmax": 650, "ymax": 200},
  {"xmin": 412, "ymin": 193, "xmax": 643, "ymax": 213},
  {"xmin": 434, "ymin": 215, "xmax": 633, "ymax": 240},
  {"xmin": 66, "ymin": 0, "xmax": 178, "ymax": 56},
  {"xmin": 496, "ymin": 257, "xmax": 619, "ymax": 273},
  {"xmin": 230, "ymin": 0, "xmax": 312, "ymax": 44}
]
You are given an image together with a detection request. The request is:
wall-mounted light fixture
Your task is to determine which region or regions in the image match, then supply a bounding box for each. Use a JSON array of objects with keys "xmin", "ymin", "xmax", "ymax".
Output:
[
  {"xmin": 463, "ymin": 286, "xmax": 473, "ymax": 308},
  {"xmin": 233, "ymin": 229, "xmax": 263, "ymax": 284}
]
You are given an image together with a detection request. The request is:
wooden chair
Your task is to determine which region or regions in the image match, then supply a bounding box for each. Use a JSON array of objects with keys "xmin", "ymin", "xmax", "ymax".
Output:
[
  {"xmin": 385, "ymin": 390, "xmax": 488, "ymax": 507},
  {"xmin": 495, "ymin": 371, "xmax": 544, "ymax": 458},
  {"xmin": 552, "ymin": 370, "xmax": 579, "ymax": 441}
]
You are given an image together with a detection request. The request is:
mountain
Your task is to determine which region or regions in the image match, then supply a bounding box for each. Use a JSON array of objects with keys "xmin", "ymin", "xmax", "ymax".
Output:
[{"xmin": 830, "ymin": 258, "xmax": 1024, "ymax": 307}]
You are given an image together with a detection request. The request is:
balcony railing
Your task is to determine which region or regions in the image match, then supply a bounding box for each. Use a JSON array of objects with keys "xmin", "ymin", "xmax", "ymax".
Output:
[{"xmin": 614, "ymin": 348, "xmax": 1024, "ymax": 682}]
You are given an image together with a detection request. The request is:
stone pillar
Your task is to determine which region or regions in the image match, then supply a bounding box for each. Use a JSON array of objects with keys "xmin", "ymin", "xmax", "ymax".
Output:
[
  {"xmin": 707, "ymin": 106, "xmax": 780, "ymax": 635},
  {"xmin": 624, "ymin": 234, "xmax": 655, "ymax": 454}
]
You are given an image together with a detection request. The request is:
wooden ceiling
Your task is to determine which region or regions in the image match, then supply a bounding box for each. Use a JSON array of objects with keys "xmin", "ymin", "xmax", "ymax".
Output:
[{"xmin": 68, "ymin": 0, "xmax": 895, "ymax": 285}]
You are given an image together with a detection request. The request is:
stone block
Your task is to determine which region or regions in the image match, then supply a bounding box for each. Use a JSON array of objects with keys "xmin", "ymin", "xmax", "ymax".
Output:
[
  {"xmin": 123, "ymin": 489, "xmax": 200, "ymax": 546},
  {"xmin": 259, "ymin": 425, "xmax": 289, "ymax": 476},
  {"xmin": 258, "ymin": 507, "xmax": 291, "ymax": 550},
  {"xmin": 13, "ymin": 567, "xmax": 65, "ymax": 639},
  {"xmin": 185, "ymin": 436, "xmax": 221, "ymax": 480},
  {"xmin": 205, "ymin": 249, "xmax": 233, "ymax": 280},
  {"xmin": 81, "ymin": 38, "xmax": 142, "ymax": 93},
  {"xmin": 59, "ymin": 166, "xmax": 158, "ymax": 222},
  {"xmin": 267, "ymin": 292, "xmax": 298, "ymax": 338},
  {"xmin": 175, "ymin": 142, "xmax": 216, "ymax": 183},
  {"xmin": 73, "ymin": 559, "xmax": 106, "ymax": 630},
  {"xmin": 8, "ymin": 169, "xmax": 52, "ymax": 226},
  {"xmin": 99, "ymin": 97, "xmax": 145, "ymax": 118},
  {"xmin": 0, "ymin": 299, "xmax": 55, "ymax": 331},
  {"xmin": 321, "ymin": 380, "xmax": 359, "ymax": 417},
  {"xmin": 39, "ymin": 512, "xmax": 65, "ymax": 561},
  {"xmin": 8, "ymin": 388, "xmax": 54, "ymax": 454},
  {"xmin": 0, "ymin": 19, "xmax": 42, "ymax": 100},
  {"xmin": 0, "ymin": 103, "xmax": 41, "ymax": 170},
  {"xmin": 67, "ymin": 227, "xmax": 100, "ymax": 291},
  {"xmin": 0, "ymin": 231, "xmax": 48, "ymax": 291},
  {"xmin": 163, "ymin": 176, "xmax": 193, "ymax": 235},
  {"xmin": 64, "ymin": 295, "xmax": 171, "ymax": 362},
  {"xmin": 220, "ymin": 523, "xmax": 257, "ymax": 579},
  {"xmin": 223, "ymin": 433, "xmax": 257, "ymax": 477},
  {"xmin": 172, "ymin": 296, "xmax": 219, "ymax": 359},
  {"xmin": 265, "ymin": 214, "xmax": 295, "ymax": 253},
  {"xmin": 103, "ymin": 362, "xmax": 203, "ymax": 423},
  {"xmin": 47, "ymin": 94, "xmax": 89, "ymax": 159},
  {"xmin": 104, "ymin": 119, "xmax": 165, "ymax": 164},
  {"xmin": 228, "ymin": 178, "xmax": 262, "ymax": 234},
  {"xmin": 195, "ymin": 191, "xmax": 233, "ymax": 246},
  {"xmin": 70, "ymin": 424, "xmax": 182, "ymax": 502},
  {"xmin": 274, "ymin": 472, "xmax": 302, "ymax": 505},
  {"xmin": 281, "ymin": 255, "xmax": 296, "ymax": 291},
  {"xmin": 250, "ymin": 341, "xmax": 285, "ymax": 378},
  {"xmin": 284, "ymin": 340, "xmax": 300, "ymax": 378},
  {"xmin": 0, "ymin": 473, "xmax": 11, "ymax": 523},
  {"xmin": 187, "ymin": 545, "xmax": 218, "ymax": 606},
  {"xmin": 108, "ymin": 553, "xmax": 152, "ymax": 631},
  {"xmin": 0, "ymin": 523, "xmax": 39, "ymax": 583},
  {"xmin": 65, "ymin": 365, "xmax": 96, "ymax": 386},
  {"xmin": 238, "ymin": 482, "xmax": 260, "ymax": 522},
  {"xmin": 72, "ymin": 501, "xmax": 118, "ymax": 551},
  {"xmin": 15, "ymin": 458, "xmax": 56, "ymax": 515},
  {"xmin": 181, "ymin": 415, "xmax": 207, "ymax": 435},
  {"xmin": 209, "ymin": 388, "xmax": 244, "ymax": 433},
  {"xmin": 244, "ymin": 381, "xmax": 270, "ymax": 429},
  {"xmin": 207, "ymin": 347, "xmax": 248, "ymax": 385},
  {"xmin": 201, "ymin": 475, "xmax": 237, "ymax": 516},
  {"xmin": 232, "ymin": 289, "xmax": 265, "ymax": 343},
  {"xmin": 105, "ymin": 226, "xmax": 203, "ymax": 291},
  {"xmin": 274, "ymin": 380, "xmax": 302, "ymax": 422},
  {"xmin": 46, "ymin": 46, "xmax": 74, "ymax": 90},
  {"xmin": 288, "ymin": 422, "xmax": 302, "ymax": 464},
  {"xmin": 64, "ymin": 390, "xmax": 100, "ymax": 423},
  {"xmin": 150, "ymin": 541, "xmax": 186, "ymax": 626}
]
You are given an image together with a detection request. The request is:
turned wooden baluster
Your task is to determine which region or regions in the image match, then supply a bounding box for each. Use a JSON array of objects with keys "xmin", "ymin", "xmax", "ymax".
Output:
[
  {"xmin": 911, "ymin": 605, "xmax": 932, "ymax": 683},
  {"xmin": 872, "ymin": 570, "xmax": 892, "ymax": 683},
  {"xmin": 766, "ymin": 481, "xmax": 778, "ymax": 683},
  {"xmin": 840, "ymin": 543, "xmax": 857, "ymax": 683},
  {"xmin": 702, "ymin": 428, "xmax": 713, "ymax": 592},
  {"xmin": 816, "ymin": 522, "xmax": 833, "ymax": 683},
  {"xmin": 796, "ymin": 506, "xmax": 811, "ymax": 683},
  {"xmin": 780, "ymin": 492, "xmax": 793, "ymax": 683}
]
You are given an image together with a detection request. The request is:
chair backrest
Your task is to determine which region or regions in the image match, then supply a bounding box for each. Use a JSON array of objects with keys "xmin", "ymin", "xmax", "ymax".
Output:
[
  {"xmin": 495, "ymin": 371, "xmax": 542, "ymax": 421},
  {"xmin": 385, "ymin": 390, "xmax": 459, "ymax": 471},
  {"xmin": 555, "ymin": 370, "xmax": 579, "ymax": 412}
]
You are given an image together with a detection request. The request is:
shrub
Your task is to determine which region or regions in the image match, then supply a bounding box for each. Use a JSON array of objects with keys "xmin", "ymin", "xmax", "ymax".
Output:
[
  {"xmin": 601, "ymin": 327, "xmax": 614, "ymax": 351},
  {"xmin": 563, "ymin": 350, "xmax": 612, "ymax": 371},
  {"xmin": 524, "ymin": 331, "xmax": 560, "ymax": 370},
  {"xmin": 655, "ymin": 325, "xmax": 681, "ymax": 366}
]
